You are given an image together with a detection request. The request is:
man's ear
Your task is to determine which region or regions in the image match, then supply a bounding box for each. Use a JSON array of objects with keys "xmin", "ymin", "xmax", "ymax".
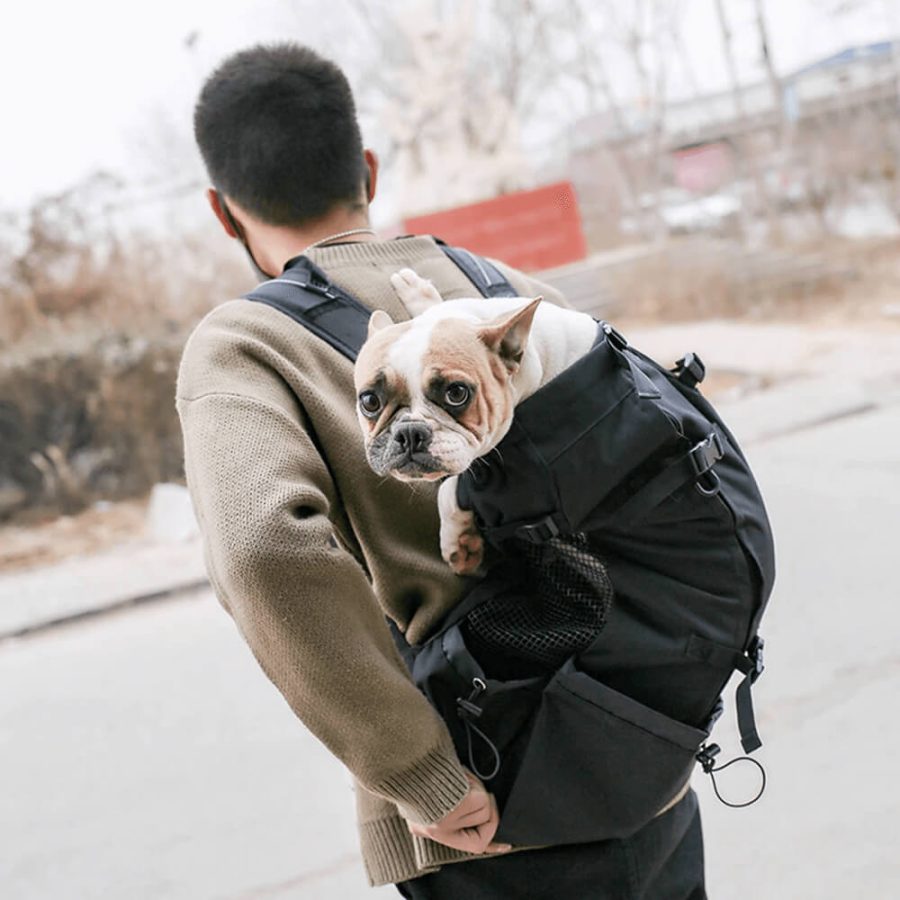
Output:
[
  {"xmin": 363, "ymin": 149, "xmax": 379, "ymax": 203},
  {"xmin": 207, "ymin": 188, "xmax": 238, "ymax": 239},
  {"xmin": 478, "ymin": 297, "xmax": 542, "ymax": 371},
  {"xmin": 368, "ymin": 309, "xmax": 393, "ymax": 336}
]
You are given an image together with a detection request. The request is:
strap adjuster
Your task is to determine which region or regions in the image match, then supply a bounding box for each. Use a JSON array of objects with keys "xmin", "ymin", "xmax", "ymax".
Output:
[
  {"xmin": 747, "ymin": 635, "xmax": 765, "ymax": 683},
  {"xmin": 674, "ymin": 352, "xmax": 706, "ymax": 388},
  {"xmin": 601, "ymin": 322, "xmax": 628, "ymax": 351},
  {"xmin": 689, "ymin": 432, "xmax": 724, "ymax": 477},
  {"xmin": 515, "ymin": 516, "xmax": 560, "ymax": 544}
]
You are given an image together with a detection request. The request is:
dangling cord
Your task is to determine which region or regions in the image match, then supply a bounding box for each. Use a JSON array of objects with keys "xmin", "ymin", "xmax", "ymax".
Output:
[
  {"xmin": 462, "ymin": 718, "xmax": 502, "ymax": 781},
  {"xmin": 697, "ymin": 744, "xmax": 767, "ymax": 808},
  {"xmin": 457, "ymin": 678, "xmax": 501, "ymax": 781}
]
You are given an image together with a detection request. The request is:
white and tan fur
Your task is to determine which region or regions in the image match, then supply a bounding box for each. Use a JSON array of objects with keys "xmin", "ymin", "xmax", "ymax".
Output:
[{"xmin": 354, "ymin": 268, "xmax": 597, "ymax": 574}]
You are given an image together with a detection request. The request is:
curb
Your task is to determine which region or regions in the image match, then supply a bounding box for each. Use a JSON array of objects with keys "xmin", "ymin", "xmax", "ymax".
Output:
[{"xmin": 0, "ymin": 577, "xmax": 209, "ymax": 643}]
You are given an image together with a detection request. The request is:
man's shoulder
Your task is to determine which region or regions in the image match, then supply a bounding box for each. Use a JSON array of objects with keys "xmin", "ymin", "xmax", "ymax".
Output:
[{"xmin": 176, "ymin": 296, "xmax": 335, "ymax": 404}]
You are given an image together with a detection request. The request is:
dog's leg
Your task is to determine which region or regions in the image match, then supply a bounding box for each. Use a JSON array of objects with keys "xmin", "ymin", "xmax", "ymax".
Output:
[
  {"xmin": 390, "ymin": 268, "xmax": 444, "ymax": 317},
  {"xmin": 438, "ymin": 476, "xmax": 484, "ymax": 575}
]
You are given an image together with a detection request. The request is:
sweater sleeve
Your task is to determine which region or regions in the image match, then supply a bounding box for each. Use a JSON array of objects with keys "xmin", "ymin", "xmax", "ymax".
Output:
[{"xmin": 177, "ymin": 390, "xmax": 469, "ymax": 824}]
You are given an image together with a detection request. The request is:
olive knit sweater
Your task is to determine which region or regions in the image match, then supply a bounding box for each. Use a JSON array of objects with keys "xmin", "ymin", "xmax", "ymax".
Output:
[{"xmin": 175, "ymin": 236, "xmax": 564, "ymax": 886}]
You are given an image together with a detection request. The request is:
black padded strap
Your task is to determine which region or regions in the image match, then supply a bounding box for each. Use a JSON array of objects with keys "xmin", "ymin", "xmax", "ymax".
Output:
[
  {"xmin": 244, "ymin": 257, "xmax": 371, "ymax": 362},
  {"xmin": 439, "ymin": 244, "xmax": 519, "ymax": 298}
]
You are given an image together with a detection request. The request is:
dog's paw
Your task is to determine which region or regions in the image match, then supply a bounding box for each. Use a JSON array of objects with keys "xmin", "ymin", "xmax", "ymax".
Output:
[
  {"xmin": 390, "ymin": 268, "xmax": 443, "ymax": 316},
  {"xmin": 443, "ymin": 527, "xmax": 484, "ymax": 575}
]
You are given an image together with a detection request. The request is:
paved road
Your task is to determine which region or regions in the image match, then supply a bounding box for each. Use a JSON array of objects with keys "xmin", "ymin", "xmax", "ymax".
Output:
[{"xmin": 3, "ymin": 398, "xmax": 899, "ymax": 898}]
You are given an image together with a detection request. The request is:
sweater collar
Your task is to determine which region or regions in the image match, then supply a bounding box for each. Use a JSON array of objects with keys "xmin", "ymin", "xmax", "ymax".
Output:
[{"xmin": 303, "ymin": 235, "xmax": 441, "ymax": 268}]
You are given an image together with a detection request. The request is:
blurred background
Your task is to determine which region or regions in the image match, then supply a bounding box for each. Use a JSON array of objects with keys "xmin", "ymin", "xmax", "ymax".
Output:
[{"xmin": 2, "ymin": 1, "xmax": 898, "ymax": 898}]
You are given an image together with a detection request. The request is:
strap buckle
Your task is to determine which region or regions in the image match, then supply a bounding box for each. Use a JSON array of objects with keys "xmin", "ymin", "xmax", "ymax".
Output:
[
  {"xmin": 515, "ymin": 516, "xmax": 560, "ymax": 544},
  {"xmin": 696, "ymin": 742, "xmax": 722, "ymax": 774},
  {"xmin": 674, "ymin": 352, "xmax": 706, "ymax": 388},
  {"xmin": 747, "ymin": 635, "xmax": 765, "ymax": 683},
  {"xmin": 601, "ymin": 322, "xmax": 628, "ymax": 351},
  {"xmin": 303, "ymin": 275, "xmax": 338, "ymax": 300},
  {"xmin": 689, "ymin": 432, "xmax": 724, "ymax": 477}
]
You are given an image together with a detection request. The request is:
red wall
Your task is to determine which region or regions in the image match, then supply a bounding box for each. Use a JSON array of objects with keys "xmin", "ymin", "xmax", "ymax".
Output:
[{"xmin": 404, "ymin": 181, "xmax": 588, "ymax": 272}]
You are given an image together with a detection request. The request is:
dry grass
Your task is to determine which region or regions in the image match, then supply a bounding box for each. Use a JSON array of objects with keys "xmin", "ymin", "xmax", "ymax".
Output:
[
  {"xmin": 604, "ymin": 236, "xmax": 900, "ymax": 323},
  {"xmin": 0, "ymin": 184, "xmax": 249, "ymax": 523},
  {"xmin": 0, "ymin": 497, "xmax": 148, "ymax": 573}
]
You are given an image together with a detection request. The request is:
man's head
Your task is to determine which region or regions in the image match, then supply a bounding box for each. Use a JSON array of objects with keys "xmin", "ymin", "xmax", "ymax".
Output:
[
  {"xmin": 195, "ymin": 42, "xmax": 368, "ymax": 225},
  {"xmin": 194, "ymin": 43, "xmax": 376, "ymax": 273}
]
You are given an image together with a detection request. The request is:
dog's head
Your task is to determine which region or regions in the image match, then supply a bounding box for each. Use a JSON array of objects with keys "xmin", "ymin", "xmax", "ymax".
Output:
[{"xmin": 354, "ymin": 298, "xmax": 541, "ymax": 481}]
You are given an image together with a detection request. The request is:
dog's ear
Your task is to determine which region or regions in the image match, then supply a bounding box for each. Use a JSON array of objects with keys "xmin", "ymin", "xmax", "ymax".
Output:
[
  {"xmin": 367, "ymin": 309, "xmax": 394, "ymax": 337},
  {"xmin": 478, "ymin": 297, "xmax": 542, "ymax": 371}
]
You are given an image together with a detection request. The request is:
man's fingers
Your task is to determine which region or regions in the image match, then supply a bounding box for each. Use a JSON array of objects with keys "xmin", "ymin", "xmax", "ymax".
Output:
[
  {"xmin": 405, "ymin": 784, "xmax": 503, "ymax": 855},
  {"xmin": 448, "ymin": 801, "xmax": 493, "ymax": 829},
  {"xmin": 485, "ymin": 842, "xmax": 513, "ymax": 854}
]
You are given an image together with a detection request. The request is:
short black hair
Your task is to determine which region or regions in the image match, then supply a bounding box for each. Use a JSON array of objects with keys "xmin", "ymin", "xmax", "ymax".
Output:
[{"xmin": 193, "ymin": 43, "xmax": 366, "ymax": 226}]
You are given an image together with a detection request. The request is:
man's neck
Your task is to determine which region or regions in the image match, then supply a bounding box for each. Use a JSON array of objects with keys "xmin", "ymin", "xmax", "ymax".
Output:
[{"xmin": 263, "ymin": 209, "xmax": 376, "ymax": 273}]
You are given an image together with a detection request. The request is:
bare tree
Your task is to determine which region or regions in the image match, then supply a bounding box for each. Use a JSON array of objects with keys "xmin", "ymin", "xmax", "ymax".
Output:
[
  {"xmin": 599, "ymin": 0, "xmax": 675, "ymax": 241},
  {"xmin": 713, "ymin": 0, "xmax": 778, "ymax": 239}
]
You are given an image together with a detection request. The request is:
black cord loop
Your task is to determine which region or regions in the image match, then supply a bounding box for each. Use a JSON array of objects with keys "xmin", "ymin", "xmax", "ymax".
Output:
[
  {"xmin": 697, "ymin": 743, "xmax": 767, "ymax": 808},
  {"xmin": 457, "ymin": 678, "xmax": 502, "ymax": 782},
  {"xmin": 462, "ymin": 718, "xmax": 502, "ymax": 781}
]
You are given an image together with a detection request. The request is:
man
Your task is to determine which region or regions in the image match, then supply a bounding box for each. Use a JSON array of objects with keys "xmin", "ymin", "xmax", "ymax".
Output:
[{"xmin": 181, "ymin": 42, "xmax": 706, "ymax": 898}]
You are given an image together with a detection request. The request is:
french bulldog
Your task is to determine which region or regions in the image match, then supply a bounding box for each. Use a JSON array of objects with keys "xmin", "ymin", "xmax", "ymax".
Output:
[{"xmin": 354, "ymin": 268, "xmax": 599, "ymax": 575}]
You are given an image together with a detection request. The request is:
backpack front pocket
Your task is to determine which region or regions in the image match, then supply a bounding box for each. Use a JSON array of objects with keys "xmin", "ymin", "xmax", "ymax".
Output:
[{"xmin": 495, "ymin": 660, "xmax": 707, "ymax": 846}]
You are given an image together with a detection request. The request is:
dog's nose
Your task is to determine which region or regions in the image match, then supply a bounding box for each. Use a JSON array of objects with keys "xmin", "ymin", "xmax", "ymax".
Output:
[{"xmin": 393, "ymin": 422, "xmax": 432, "ymax": 457}]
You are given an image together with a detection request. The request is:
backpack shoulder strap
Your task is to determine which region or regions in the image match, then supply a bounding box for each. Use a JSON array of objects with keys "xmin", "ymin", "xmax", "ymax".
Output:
[
  {"xmin": 243, "ymin": 256, "xmax": 371, "ymax": 362},
  {"xmin": 438, "ymin": 243, "xmax": 519, "ymax": 298},
  {"xmin": 242, "ymin": 243, "xmax": 518, "ymax": 361}
]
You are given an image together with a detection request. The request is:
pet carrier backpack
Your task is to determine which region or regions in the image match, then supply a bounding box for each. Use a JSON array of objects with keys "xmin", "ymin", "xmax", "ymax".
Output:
[{"xmin": 245, "ymin": 242, "xmax": 776, "ymax": 845}]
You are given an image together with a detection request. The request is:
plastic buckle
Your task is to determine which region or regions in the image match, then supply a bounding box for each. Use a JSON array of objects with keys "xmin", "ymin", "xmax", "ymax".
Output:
[
  {"xmin": 516, "ymin": 516, "xmax": 560, "ymax": 544},
  {"xmin": 696, "ymin": 742, "xmax": 721, "ymax": 774},
  {"xmin": 306, "ymin": 278, "xmax": 338, "ymax": 300},
  {"xmin": 456, "ymin": 677, "xmax": 486, "ymax": 721},
  {"xmin": 601, "ymin": 322, "xmax": 628, "ymax": 351},
  {"xmin": 675, "ymin": 352, "xmax": 706, "ymax": 388},
  {"xmin": 747, "ymin": 636, "xmax": 765, "ymax": 683},
  {"xmin": 690, "ymin": 432, "xmax": 724, "ymax": 477}
]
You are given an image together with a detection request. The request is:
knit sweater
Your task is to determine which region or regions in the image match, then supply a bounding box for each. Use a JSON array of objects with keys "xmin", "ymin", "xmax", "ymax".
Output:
[{"xmin": 176, "ymin": 236, "xmax": 566, "ymax": 886}]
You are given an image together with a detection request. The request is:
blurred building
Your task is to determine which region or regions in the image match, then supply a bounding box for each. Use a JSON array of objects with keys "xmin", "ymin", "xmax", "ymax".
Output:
[{"xmin": 561, "ymin": 41, "xmax": 900, "ymax": 246}]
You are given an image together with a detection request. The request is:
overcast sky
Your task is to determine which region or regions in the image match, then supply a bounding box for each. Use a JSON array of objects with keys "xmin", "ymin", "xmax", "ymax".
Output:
[{"xmin": 2, "ymin": 0, "xmax": 897, "ymax": 212}]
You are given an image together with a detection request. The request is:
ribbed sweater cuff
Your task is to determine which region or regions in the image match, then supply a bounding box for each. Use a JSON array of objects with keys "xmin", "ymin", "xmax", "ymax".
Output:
[
  {"xmin": 359, "ymin": 816, "xmax": 423, "ymax": 886},
  {"xmin": 370, "ymin": 745, "xmax": 470, "ymax": 825}
]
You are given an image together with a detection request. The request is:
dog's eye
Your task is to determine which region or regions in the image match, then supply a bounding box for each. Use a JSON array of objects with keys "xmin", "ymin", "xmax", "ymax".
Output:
[
  {"xmin": 445, "ymin": 383, "xmax": 471, "ymax": 407},
  {"xmin": 358, "ymin": 391, "xmax": 382, "ymax": 417}
]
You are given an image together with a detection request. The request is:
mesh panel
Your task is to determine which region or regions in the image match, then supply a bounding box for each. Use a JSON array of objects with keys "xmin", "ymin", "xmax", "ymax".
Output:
[{"xmin": 461, "ymin": 532, "xmax": 613, "ymax": 676}]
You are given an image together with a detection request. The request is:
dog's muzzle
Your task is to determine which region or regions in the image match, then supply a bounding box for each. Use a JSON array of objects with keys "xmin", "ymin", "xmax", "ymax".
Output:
[{"xmin": 367, "ymin": 419, "xmax": 444, "ymax": 477}]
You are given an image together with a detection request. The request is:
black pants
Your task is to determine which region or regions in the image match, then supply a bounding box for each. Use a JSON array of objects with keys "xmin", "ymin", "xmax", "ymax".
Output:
[{"xmin": 396, "ymin": 789, "xmax": 705, "ymax": 900}]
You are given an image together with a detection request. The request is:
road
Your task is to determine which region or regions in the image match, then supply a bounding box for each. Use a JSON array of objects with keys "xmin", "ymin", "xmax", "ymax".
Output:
[{"xmin": 3, "ymin": 394, "xmax": 899, "ymax": 898}]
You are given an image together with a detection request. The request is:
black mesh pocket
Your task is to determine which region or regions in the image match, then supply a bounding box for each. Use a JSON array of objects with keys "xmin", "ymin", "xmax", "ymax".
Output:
[{"xmin": 461, "ymin": 533, "xmax": 613, "ymax": 678}]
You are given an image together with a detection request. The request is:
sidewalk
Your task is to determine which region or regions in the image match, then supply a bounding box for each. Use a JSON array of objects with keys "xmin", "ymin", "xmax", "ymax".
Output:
[
  {"xmin": 0, "ymin": 537, "xmax": 207, "ymax": 639},
  {"xmin": 2, "ymin": 319, "xmax": 898, "ymax": 641}
]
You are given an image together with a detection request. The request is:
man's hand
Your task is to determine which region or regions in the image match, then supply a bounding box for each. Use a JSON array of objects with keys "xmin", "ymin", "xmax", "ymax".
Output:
[{"xmin": 406, "ymin": 770, "xmax": 512, "ymax": 855}]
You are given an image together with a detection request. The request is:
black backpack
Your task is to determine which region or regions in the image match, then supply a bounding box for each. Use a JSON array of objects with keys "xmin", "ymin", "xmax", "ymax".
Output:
[{"xmin": 245, "ymin": 243, "xmax": 776, "ymax": 846}]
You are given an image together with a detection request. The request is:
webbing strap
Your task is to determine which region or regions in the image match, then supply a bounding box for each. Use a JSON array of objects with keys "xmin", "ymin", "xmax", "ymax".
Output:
[
  {"xmin": 735, "ymin": 636, "xmax": 765, "ymax": 753},
  {"xmin": 582, "ymin": 431, "xmax": 724, "ymax": 532},
  {"xmin": 687, "ymin": 634, "xmax": 765, "ymax": 754}
]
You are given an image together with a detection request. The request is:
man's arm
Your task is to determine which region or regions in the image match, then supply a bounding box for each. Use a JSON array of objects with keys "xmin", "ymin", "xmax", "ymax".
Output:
[{"xmin": 177, "ymin": 388, "xmax": 471, "ymax": 825}]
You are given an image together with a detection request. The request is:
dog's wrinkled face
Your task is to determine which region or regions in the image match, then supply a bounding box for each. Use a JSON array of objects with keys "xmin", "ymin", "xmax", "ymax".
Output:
[{"xmin": 354, "ymin": 300, "xmax": 541, "ymax": 481}]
